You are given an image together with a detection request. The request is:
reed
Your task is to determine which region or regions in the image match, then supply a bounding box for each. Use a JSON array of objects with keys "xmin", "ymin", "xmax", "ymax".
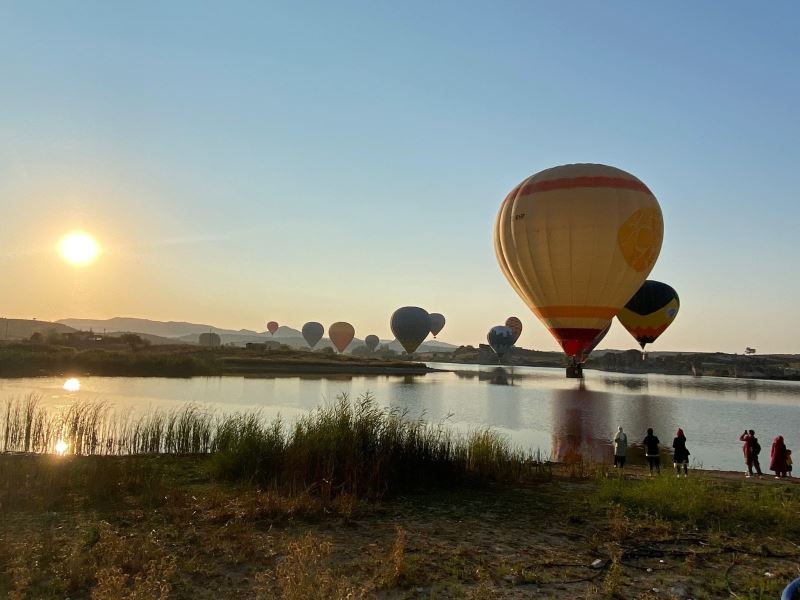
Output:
[{"xmin": 0, "ymin": 393, "xmax": 547, "ymax": 499}]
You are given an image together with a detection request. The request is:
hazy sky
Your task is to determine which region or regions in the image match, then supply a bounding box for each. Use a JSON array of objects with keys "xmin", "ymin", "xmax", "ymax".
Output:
[{"xmin": 1, "ymin": 2, "xmax": 798, "ymax": 353}]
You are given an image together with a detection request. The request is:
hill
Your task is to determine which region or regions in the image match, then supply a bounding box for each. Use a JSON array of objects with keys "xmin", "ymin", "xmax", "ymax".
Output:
[{"xmin": 0, "ymin": 319, "xmax": 75, "ymax": 341}]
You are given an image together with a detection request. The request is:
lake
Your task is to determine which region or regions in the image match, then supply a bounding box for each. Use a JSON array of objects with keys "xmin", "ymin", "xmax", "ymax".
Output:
[{"xmin": 1, "ymin": 363, "xmax": 798, "ymax": 472}]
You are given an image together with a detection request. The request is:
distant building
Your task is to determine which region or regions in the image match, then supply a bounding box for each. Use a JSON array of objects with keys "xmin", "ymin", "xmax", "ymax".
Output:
[
  {"xmin": 245, "ymin": 342, "xmax": 267, "ymax": 351},
  {"xmin": 199, "ymin": 332, "xmax": 221, "ymax": 348}
]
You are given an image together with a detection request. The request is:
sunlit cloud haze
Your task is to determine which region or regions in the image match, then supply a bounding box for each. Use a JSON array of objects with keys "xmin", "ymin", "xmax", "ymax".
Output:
[{"xmin": 1, "ymin": 2, "xmax": 798, "ymax": 353}]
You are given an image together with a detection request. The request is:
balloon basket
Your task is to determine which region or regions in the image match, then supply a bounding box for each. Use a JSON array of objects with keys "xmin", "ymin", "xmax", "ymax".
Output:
[{"xmin": 566, "ymin": 364, "xmax": 583, "ymax": 378}]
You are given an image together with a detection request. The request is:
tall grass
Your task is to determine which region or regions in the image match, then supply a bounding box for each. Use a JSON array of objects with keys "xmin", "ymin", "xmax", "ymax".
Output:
[{"xmin": 1, "ymin": 393, "xmax": 545, "ymax": 498}]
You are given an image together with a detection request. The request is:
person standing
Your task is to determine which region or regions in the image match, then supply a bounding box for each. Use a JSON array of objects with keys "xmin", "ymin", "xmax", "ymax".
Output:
[
  {"xmin": 672, "ymin": 428, "xmax": 690, "ymax": 477},
  {"xmin": 770, "ymin": 435, "xmax": 789, "ymax": 478},
  {"xmin": 643, "ymin": 428, "xmax": 661, "ymax": 476},
  {"xmin": 613, "ymin": 426, "xmax": 628, "ymax": 468},
  {"xmin": 739, "ymin": 430, "xmax": 763, "ymax": 477},
  {"xmin": 786, "ymin": 449, "xmax": 793, "ymax": 478}
]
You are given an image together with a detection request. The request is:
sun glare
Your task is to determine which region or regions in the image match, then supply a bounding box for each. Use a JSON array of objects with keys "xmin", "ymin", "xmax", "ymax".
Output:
[
  {"xmin": 59, "ymin": 231, "xmax": 100, "ymax": 266},
  {"xmin": 63, "ymin": 378, "xmax": 81, "ymax": 392},
  {"xmin": 54, "ymin": 439, "xmax": 69, "ymax": 455}
]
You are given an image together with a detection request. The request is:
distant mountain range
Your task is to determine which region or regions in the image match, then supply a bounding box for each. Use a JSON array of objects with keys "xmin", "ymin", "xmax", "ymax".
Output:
[
  {"xmin": 0, "ymin": 318, "xmax": 76, "ymax": 340},
  {"xmin": 56, "ymin": 317, "xmax": 458, "ymax": 352}
]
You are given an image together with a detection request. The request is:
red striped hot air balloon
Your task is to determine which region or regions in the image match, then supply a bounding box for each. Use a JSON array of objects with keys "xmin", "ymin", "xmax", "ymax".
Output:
[{"xmin": 494, "ymin": 164, "xmax": 663, "ymax": 375}]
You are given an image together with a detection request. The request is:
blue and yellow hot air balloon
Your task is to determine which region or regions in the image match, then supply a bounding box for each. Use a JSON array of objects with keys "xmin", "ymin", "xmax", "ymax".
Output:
[{"xmin": 617, "ymin": 280, "xmax": 679, "ymax": 350}]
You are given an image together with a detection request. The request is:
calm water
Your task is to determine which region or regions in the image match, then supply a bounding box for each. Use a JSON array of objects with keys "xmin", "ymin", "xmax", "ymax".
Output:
[{"xmin": 1, "ymin": 364, "xmax": 798, "ymax": 472}]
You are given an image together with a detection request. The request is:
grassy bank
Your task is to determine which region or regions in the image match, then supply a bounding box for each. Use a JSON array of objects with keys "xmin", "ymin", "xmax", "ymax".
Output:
[
  {"xmin": 0, "ymin": 344, "xmax": 431, "ymax": 378},
  {"xmin": 2, "ymin": 453, "xmax": 798, "ymax": 599}
]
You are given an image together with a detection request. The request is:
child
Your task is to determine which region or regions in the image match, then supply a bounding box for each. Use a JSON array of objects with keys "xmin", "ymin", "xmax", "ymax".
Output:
[{"xmin": 787, "ymin": 449, "xmax": 793, "ymax": 477}]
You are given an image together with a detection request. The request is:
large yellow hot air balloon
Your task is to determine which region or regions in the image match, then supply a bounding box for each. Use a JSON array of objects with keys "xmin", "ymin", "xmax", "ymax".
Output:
[{"xmin": 494, "ymin": 164, "xmax": 663, "ymax": 362}]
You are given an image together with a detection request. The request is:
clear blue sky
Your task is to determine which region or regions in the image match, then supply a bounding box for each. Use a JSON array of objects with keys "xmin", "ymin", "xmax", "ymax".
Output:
[{"xmin": 1, "ymin": 1, "xmax": 798, "ymax": 353}]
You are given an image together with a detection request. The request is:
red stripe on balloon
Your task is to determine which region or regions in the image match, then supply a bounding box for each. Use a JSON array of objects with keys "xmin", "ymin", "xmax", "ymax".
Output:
[
  {"xmin": 521, "ymin": 176, "xmax": 653, "ymax": 196},
  {"xmin": 550, "ymin": 327, "xmax": 603, "ymax": 357}
]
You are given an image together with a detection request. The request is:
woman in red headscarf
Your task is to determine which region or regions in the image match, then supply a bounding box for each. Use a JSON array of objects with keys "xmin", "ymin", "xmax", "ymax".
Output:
[
  {"xmin": 672, "ymin": 428, "xmax": 690, "ymax": 477},
  {"xmin": 770, "ymin": 435, "xmax": 789, "ymax": 478}
]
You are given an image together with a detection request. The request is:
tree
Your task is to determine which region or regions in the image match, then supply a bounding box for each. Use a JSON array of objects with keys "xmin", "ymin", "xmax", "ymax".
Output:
[{"xmin": 120, "ymin": 333, "xmax": 144, "ymax": 351}]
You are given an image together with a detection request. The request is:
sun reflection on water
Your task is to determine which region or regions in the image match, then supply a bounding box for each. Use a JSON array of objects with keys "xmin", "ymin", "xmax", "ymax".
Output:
[{"xmin": 63, "ymin": 378, "xmax": 81, "ymax": 392}]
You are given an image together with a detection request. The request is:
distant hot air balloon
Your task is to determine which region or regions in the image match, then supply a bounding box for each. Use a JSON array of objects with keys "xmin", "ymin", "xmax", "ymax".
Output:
[
  {"xmin": 487, "ymin": 325, "xmax": 515, "ymax": 360},
  {"xmin": 617, "ymin": 280, "xmax": 680, "ymax": 350},
  {"xmin": 301, "ymin": 322, "xmax": 324, "ymax": 348},
  {"xmin": 364, "ymin": 334, "xmax": 380, "ymax": 352},
  {"xmin": 428, "ymin": 313, "xmax": 446, "ymax": 338},
  {"xmin": 328, "ymin": 322, "xmax": 355, "ymax": 353},
  {"xmin": 390, "ymin": 307, "xmax": 430, "ymax": 354},
  {"xmin": 267, "ymin": 321, "xmax": 279, "ymax": 335},
  {"xmin": 494, "ymin": 164, "xmax": 663, "ymax": 369},
  {"xmin": 505, "ymin": 317, "xmax": 523, "ymax": 344}
]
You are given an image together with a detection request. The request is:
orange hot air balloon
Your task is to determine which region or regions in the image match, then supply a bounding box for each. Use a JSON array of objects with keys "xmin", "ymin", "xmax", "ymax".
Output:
[
  {"xmin": 328, "ymin": 322, "xmax": 355, "ymax": 353},
  {"xmin": 494, "ymin": 164, "xmax": 663, "ymax": 360},
  {"xmin": 267, "ymin": 321, "xmax": 279, "ymax": 335},
  {"xmin": 505, "ymin": 316, "xmax": 523, "ymax": 344}
]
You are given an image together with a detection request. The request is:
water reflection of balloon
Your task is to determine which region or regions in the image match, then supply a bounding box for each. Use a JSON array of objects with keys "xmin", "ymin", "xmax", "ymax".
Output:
[
  {"xmin": 551, "ymin": 387, "xmax": 612, "ymax": 464},
  {"xmin": 505, "ymin": 317, "xmax": 523, "ymax": 344},
  {"xmin": 301, "ymin": 322, "xmax": 324, "ymax": 348},
  {"xmin": 487, "ymin": 325, "xmax": 515, "ymax": 360},
  {"xmin": 364, "ymin": 334, "xmax": 380, "ymax": 352},
  {"xmin": 267, "ymin": 321, "xmax": 279, "ymax": 335},
  {"xmin": 390, "ymin": 307, "xmax": 430, "ymax": 354},
  {"xmin": 428, "ymin": 313, "xmax": 446, "ymax": 338},
  {"xmin": 618, "ymin": 280, "xmax": 680, "ymax": 350},
  {"xmin": 494, "ymin": 164, "xmax": 663, "ymax": 369},
  {"xmin": 328, "ymin": 322, "xmax": 355, "ymax": 353}
]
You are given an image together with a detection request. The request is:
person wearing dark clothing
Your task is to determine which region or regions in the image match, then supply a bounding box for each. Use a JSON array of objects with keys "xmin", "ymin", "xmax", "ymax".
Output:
[
  {"xmin": 770, "ymin": 435, "xmax": 789, "ymax": 478},
  {"xmin": 739, "ymin": 430, "xmax": 763, "ymax": 477},
  {"xmin": 672, "ymin": 428, "xmax": 690, "ymax": 477},
  {"xmin": 643, "ymin": 428, "xmax": 661, "ymax": 475}
]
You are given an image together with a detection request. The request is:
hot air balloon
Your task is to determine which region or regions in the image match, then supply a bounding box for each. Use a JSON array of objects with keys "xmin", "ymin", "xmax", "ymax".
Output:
[
  {"xmin": 301, "ymin": 322, "xmax": 324, "ymax": 348},
  {"xmin": 617, "ymin": 280, "xmax": 679, "ymax": 350},
  {"xmin": 494, "ymin": 163, "xmax": 663, "ymax": 375},
  {"xmin": 328, "ymin": 322, "xmax": 355, "ymax": 353},
  {"xmin": 390, "ymin": 307, "xmax": 430, "ymax": 354},
  {"xmin": 578, "ymin": 320, "xmax": 612, "ymax": 364},
  {"xmin": 505, "ymin": 317, "xmax": 523, "ymax": 344},
  {"xmin": 267, "ymin": 321, "xmax": 279, "ymax": 335},
  {"xmin": 429, "ymin": 313, "xmax": 446, "ymax": 338},
  {"xmin": 487, "ymin": 325, "xmax": 515, "ymax": 360},
  {"xmin": 364, "ymin": 334, "xmax": 380, "ymax": 352}
]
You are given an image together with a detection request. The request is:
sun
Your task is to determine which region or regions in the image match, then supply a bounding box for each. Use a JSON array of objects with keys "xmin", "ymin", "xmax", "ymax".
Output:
[{"xmin": 59, "ymin": 231, "xmax": 100, "ymax": 266}]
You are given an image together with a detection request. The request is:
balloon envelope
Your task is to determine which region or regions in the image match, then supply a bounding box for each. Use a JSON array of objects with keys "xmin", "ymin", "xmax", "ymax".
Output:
[
  {"xmin": 505, "ymin": 316, "xmax": 523, "ymax": 344},
  {"xmin": 301, "ymin": 322, "xmax": 324, "ymax": 348},
  {"xmin": 328, "ymin": 322, "xmax": 355, "ymax": 353},
  {"xmin": 267, "ymin": 321, "xmax": 279, "ymax": 335},
  {"xmin": 390, "ymin": 306, "xmax": 430, "ymax": 354},
  {"xmin": 617, "ymin": 280, "xmax": 680, "ymax": 349},
  {"xmin": 364, "ymin": 334, "xmax": 380, "ymax": 352},
  {"xmin": 494, "ymin": 163, "xmax": 663, "ymax": 358},
  {"xmin": 428, "ymin": 313, "xmax": 446, "ymax": 338},
  {"xmin": 579, "ymin": 320, "xmax": 612, "ymax": 363},
  {"xmin": 487, "ymin": 325, "xmax": 515, "ymax": 359}
]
